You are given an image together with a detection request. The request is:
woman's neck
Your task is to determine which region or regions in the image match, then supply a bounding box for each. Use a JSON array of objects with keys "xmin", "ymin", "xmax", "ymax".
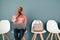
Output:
[{"xmin": 18, "ymin": 12, "xmax": 22, "ymax": 15}]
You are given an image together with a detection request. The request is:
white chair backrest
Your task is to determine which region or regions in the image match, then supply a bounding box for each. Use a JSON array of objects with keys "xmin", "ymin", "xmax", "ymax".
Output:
[
  {"xmin": 47, "ymin": 20, "xmax": 59, "ymax": 32},
  {"xmin": 31, "ymin": 20, "xmax": 44, "ymax": 32},
  {"xmin": 0, "ymin": 20, "xmax": 10, "ymax": 34}
]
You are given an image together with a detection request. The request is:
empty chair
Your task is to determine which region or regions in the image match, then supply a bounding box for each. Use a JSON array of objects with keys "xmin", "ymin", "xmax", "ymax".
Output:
[
  {"xmin": 31, "ymin": 20, "xmax": 46, "ymax": 40},
  {"xmin": 0, "ymin": 20, "xmax": 10, "ymax": 40},
  {"xmin": 46, "ymin": 20, "xmax": 60, "ymax": 40}
]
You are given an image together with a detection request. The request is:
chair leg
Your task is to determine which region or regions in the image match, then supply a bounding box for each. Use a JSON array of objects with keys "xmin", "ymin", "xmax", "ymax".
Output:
[
  {"xmin": 51, "ymin": 33, "xmax": 53, "ymax": 40},
  {"xmin": 40, "ymin": 33, "xmax": 44, "ymax": 40},
  {"xmin": 2, "ymin": 34, "xmax": 5, "ymax": 40},
  {"xmin": 32, "ymin": 33, "xmax": 37, "ymax": 40},
  {"xmin": 4, "ymin": 33, "xmax": 10, "ymax": 40},
  {"xmin": 46, "ymin": 33, "xmax": 51, "ymax": 40},
  {"xmin": 56, "ymin": 34, "xmax": 60, "ymax": 40},
  {"xmin": 55, "ymin": 33, "xmax": 57, "ymax": 40},
  {"xmin": 22, "ymin": 36, "xmax": 26, "ymax": 40}
]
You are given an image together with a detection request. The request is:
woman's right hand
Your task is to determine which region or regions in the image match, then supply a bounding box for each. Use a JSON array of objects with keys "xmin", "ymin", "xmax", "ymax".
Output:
[
  {"xmin": 12, "ymin": 16, "xmax": 17, "ymax": 23},
  {"xmin": 14, "ymin": 19, "xmax": 17, "ymax": 22}
]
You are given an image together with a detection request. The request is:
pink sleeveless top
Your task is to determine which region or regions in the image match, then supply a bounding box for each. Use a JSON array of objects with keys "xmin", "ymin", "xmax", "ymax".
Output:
[{"xmin": 12, "ymin": 14, "xmax": 27, "ymax": 27}]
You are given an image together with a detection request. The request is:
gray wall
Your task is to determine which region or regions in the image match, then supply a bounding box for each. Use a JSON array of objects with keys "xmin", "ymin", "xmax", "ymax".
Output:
[{"xmin": 0, "ymin": 0, "xmax": 60, "ymax": 40}]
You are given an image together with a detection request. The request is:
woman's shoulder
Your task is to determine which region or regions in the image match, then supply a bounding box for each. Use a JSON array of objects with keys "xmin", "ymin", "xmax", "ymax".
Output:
[{"xmin": 22, "ymin": 14, "xmax": 26, "ymax": 17}]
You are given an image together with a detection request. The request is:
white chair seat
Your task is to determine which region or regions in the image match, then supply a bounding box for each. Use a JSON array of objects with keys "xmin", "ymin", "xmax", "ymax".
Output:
[
  {"xmin": 31, "ymin": 30, "xmax": 46, "ymax": 34},
  {"xmin": 46, "ymin": 20, "xmax": 60, "ymax": 40},
  {"xmin": 0, "ymin": 20, "xmax": 10, "ymax": 40},
  {"xmin": 49, "ymin": 30, "xmax": 60, "ymax": 33},
  {"xmin": 31, "ymin": 20, "xmax": 46, "ymax": 34},
  {"xmin": 0, "ymin": 20, "xmax": 10, "ymax": 34},
  {"xmin": 47, "ymin": 20, "xmax": 60, "ymax": 33}
]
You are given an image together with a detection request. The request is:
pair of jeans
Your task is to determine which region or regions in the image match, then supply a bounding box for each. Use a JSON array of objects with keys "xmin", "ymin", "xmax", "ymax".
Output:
[{"xmin": 14, "ymin": 29, "xmax": 26, "ymax": 40}]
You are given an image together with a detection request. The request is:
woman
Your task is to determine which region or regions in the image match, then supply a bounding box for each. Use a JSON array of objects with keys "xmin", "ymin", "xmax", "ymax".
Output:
[{"xmin": 12, "ymin": 6, "xmax": 27, "ymax": 40}]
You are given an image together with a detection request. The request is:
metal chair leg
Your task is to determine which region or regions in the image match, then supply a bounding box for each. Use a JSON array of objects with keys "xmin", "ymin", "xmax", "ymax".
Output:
[
  {"xmin": 40, "ymin": 33, "xmax": 44, "ymax": 40},
  {"xmin": 32, "ymin": 33, "xmax": 37, "ymax": 40},
  {"xmin": 46, "ymin": 33, "xmax": 51, "ymax": 40}
]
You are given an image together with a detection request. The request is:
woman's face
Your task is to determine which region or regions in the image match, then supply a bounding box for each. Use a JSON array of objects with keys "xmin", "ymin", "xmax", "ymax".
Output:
[{"xmin": 18, "ymin": 7, "xmax": 23, "ymax": 13}]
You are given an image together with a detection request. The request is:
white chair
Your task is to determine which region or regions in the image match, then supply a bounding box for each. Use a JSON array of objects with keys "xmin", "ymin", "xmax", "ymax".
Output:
[
  {"xmin": 0, "ymin": 20, "xmax": 10, "ymax": 40},
  {"xmin": 31, "ymin": 20, "xmax": 46, "ymax": 40},
  {"xmin": 46, "ymin": 20, "xmax": 60, "ymax": 40}
]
